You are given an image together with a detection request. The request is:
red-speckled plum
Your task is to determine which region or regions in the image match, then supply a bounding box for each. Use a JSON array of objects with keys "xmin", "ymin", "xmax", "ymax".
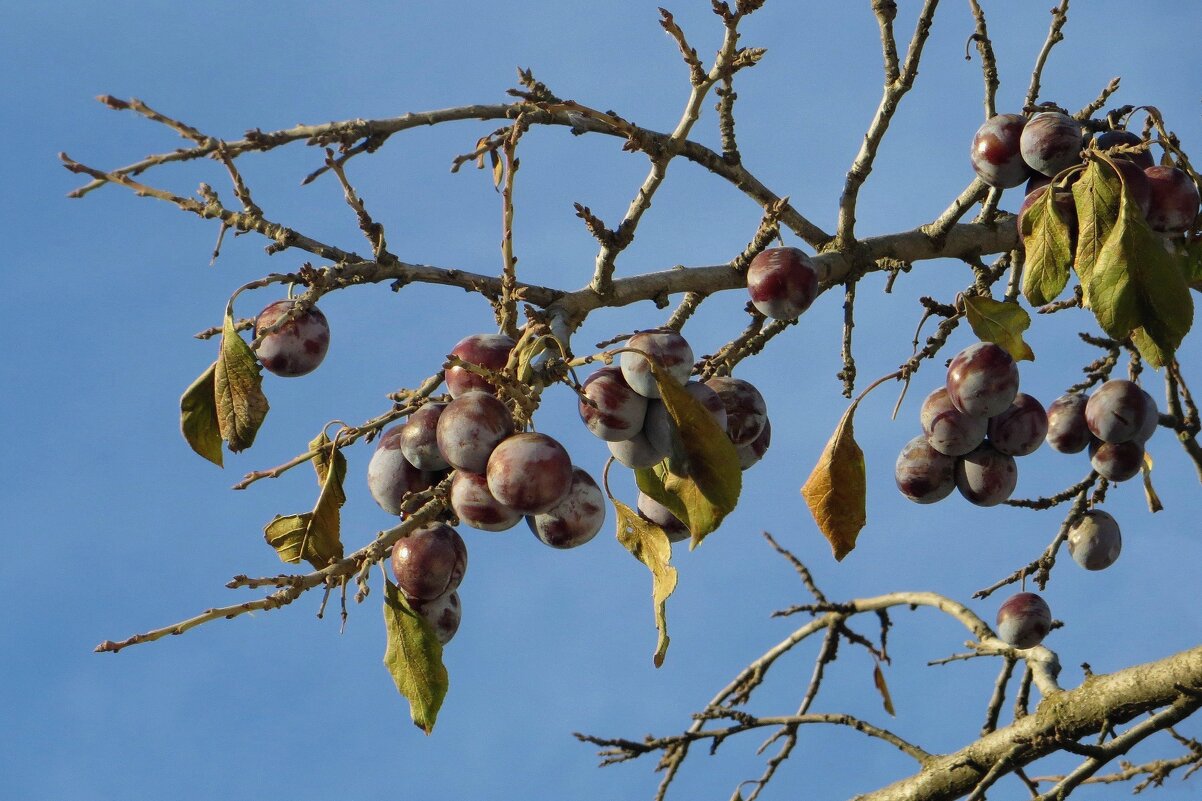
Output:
[
  {"xmin": 1085, "ymin": 380, "xmax": 1150, "ymax": 443},
  {"xmin": 955, "ymin": 442, "xmax": 1018, "ymax": 506},
  {"xmin": 920, "ymin": 387, "xmax": 987, "ymax": 457},
  {"xmin": 1045, "ymin": 394, "xmax": 1092, "ymax": 453},
  {"xmin": 444, "ymin": 333, "xmax": 516, "ymax": 398},
  {"xmin": 578, "ymin": 366, "xmax": 648, "ymax": 442},
  {"xmin": 946, "ymin": 342, "xmax": 1019, "ymax": 419},
  {"xmin": 970, "ymin": 113, "xmax": 1031, "ymax": 188},
  {"xmin": 704, "ymin": 376, "xmax": 768, "ymax": 446},
  {"xmin": 435, "ymin": 391, "xmax": 514, "ymax": 473},
  {"xmin": 1067, "ymin": 510, "xmax": 1122, "ymax": 571},
  {"xmin": 367, "ymin": 424, "xmax": 436, "ymax": 516},
  {"xmin": 527, "ymin": 467, "xmax": 606, "ymax": 549},
  {"xmin": 988, "ymin": 393, "xmax": 1047, "ymax": 456},
  {"xmin": 746, "ymin": 247, "xmax": 819, "ymax": 320},
  {"xmin": 486, "ymin": 432, "xmax": 573, "ymax": 515},
  {"xmin": 390, "ymin": 523, "xmax": 467, "ymax": 602},
  {"xmin": 1144, "ymin": 166, "xmax": 1200, "ymax": 233},
  {"xmin": 895, "ymin": 435, "xmax": 956, "ymax": 504},
  {"xmin": 1019, "ymin": 111, "xmax": 1082, "ymax": 176},
  {"xmin": 253, "ymin": 299, "xmax": 331, "ymax": 377},
  {"xmin": 1089, "ymin": 439, "xmax": 1144, "ymax": 482},
  {"xmin": 413, "ymin": 590, "xmax": 461, "ymax": 645},
  {"xmin": 450, "ymin": 470, "xmax": 522, "ymax": 532},
  {"xmin": 399, "ymin": 403, "xmax": 450, "ymax": 471},
  {"xmin": 620, "ymin": 329, "xmax": 694, "ymax": 399},
  {"xmin": 996, "ymin": 592, "xmax": 1052, "ymax": 649}
]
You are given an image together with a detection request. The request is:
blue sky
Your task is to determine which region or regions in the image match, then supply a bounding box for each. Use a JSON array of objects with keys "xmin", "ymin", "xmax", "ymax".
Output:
[{"xmin": 4, "ymin": 2, "xmax": 1202, "ymax": 799}]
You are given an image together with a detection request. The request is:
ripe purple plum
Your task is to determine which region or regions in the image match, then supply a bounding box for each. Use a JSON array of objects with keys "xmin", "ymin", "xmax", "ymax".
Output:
[
  {"xmin": 1067, "ymin": 510, "xmax": 1122, "ymax": 571},
  {"xmin": 527, "ymin": 467, "xmax": 606, "ymax": 549},
  {"xmin": 578, "ymin": 366, "xmax": 648, "ymax": 442},
  {"xmin": 996, "ymin": 592, "xmax": 1052, "ymax": 649},
  {"xmin": 970, "ymin": 113, "xmax": 1031, "ymax": 188},
  {"xmin": 1135, "ymin": 388, "xmax": 1159, "ymax": 443},
  {"xmin": 1089, "ymin": 439, "xmax": 1144, "ymax": 483},
  {"xmin": 1085, "ymin": 380, "xmax": 1150, "ymax": 443},
  {"xmin": 1095, "ymin": 129, "xmax": 1154, "ymax": 170},
  {"xmin": 636, "ymin": 492, "xmax": 690, "ymax": 543},
  {"xmin": 1019, "ymin": 111, "xmax": 1083, "ymax": 177},
  {"xmin": 620, "ymin": 329, "xmax": 695, "ymax": 399},
  {"xmin": 449, "ymin": 470, "xmax": 522, "ymax": 532},
  {"xmin": 704, "ymin": 376, "xmax": 768, "ymax": 446},
  {"xmin": 955, "ymin": 442, "xmax": 1018, "ymax": 507},
  {"xmin": 413, "ymin": 590, "xmax": 461, "ymax": 645},
  {"xmin": 1017, "ymin": 184, "xmax": 1078, "ymax": 238},
  {"xmin": 920, "ymin": 387, "xmax": 987, "ymax": 457},
  {"xmin": 946, "ymin": 342, "xmax": 1019, "ymax": 419},
  {"xmin": 746, "ymin": 247, "xmax": 820, "ymax": 320},
  {"xmin": 444, "ymin": 333, "xmax": 516, "ymax": 398},
  {"xmin": 736, "ymin": 418, "xmax": 771, "ymax": 470},
  {"xmin": 988, "ymin": 393, "xmax": 1048, "ymax": 457},
  {"xmin": 643, "ymin": 383, "xmax": 728, "ymax": 455},
  {"xmin": 608, "ymin": 430, "xmax": 669, "ymax": 469},
  {"xmin": 1112, "ymin": 158, "xmax": 1152, "ymax": 218},
  {"xmin": 367, "ymin": 425, "xmax": 436, "ymax": 516},
  {"xmin": 486, "ymin": 432, "xmax": 574, "ymax": 515},
  {"xmin": 390, "ymin": 523, "xmax": 467, "ymax": 602},
  {"xmin": 895, "ymin": 435, "xmax": 956, "ymax": 504},
  {"xmin": 435, "ymin": 390, "xmax": 514, "ymax": 473},
  {"xmin": 1144, "ymin": 166, "xmax": 1200, "ymax": 233},
  {"xmin": 253, "ymin": 299, "xmax": 331, "ymax": 377},
  {"xmin": 1045, "ymin": 393, "xmax": 1092, "ymax": 453},
  {"xmin": 399, "ymin": 403, "xmax": 450, "ymax": 471}
]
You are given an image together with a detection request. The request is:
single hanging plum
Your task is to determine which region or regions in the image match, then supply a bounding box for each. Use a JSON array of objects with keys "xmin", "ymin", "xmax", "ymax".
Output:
[
  {"xmin": 1067, "ymin": 510, "xmax": 1122, "ymax": 571},
  {"xmin": 745, "ymin": 247, "xmax": 819, "ymax": 320},
  {"xmin": 996, "ymin": 592, "xmax": 1052, "ymax": 649},
  {"xmin": 253, "ymin": 299, "xmax": 331, "ymax": 377}
]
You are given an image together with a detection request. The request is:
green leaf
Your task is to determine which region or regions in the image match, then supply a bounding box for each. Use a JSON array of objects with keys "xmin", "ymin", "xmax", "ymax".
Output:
[
  {"xmin": 1072, "ymin": 159, "xmax": 1122, "ymax": 309},
  {"xmin": 214, "ymin": 313, "xmax": 269, "ymax": 452},
  {"xmin": 262, "ymin": 443, "xmax": 345, "ymax": 569},
  {"xmin": 801, "ymin": 403, "xmax": 866, "ymax": 561},
  {"xmin": 632, "ymin": 359, "xmax": 742, "ymax": 547},
  {"xmin": 963, "ymin": 295, "xmax": 1035, "ymax": 362},
  {"xmin": 1020, "ymin": 184, "xmax": 1074, "ymax": 307},
  {"xmin": 179, "ymin": 361, "xmax": 223, "ymax": 467},
  {"xmin": 1083, "ymin": 157, "xmax": 1193, "ymax": 366},
  {"xmin": 1181, "ymin": 239, "xmax": 1202, "ymax": 292},
  {"xmin": 612, "ymin": 497, "xmax": 677, "ymax": 667},
  {"xmin": 382, "ymin": 579, "xmax": 448, "ymax": 734}
]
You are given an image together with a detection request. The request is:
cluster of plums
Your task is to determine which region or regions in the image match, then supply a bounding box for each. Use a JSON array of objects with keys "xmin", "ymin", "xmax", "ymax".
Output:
[
  {"xmin": 574, "ymin": 327, "xmax": 771, "ymax": 540},
  {"xmin": 1045, "ymin": 379, "xmax": 1158, "ymax": 483},
  {"xmin": 970, "ymin": 111, "xmax": 1200, "ymax": 235},
  {"xmin": 895, "ymin": 342, "xmax": 1044, "ymax": 508}
]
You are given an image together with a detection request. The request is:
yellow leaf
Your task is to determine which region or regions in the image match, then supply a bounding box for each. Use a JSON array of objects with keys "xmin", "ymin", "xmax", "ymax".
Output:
[
  {"xmin": 963, "ymin": 295, "xmax": 1035, "ymax": 362},
  {"xmin": 801, "ymin": 404, "xmax": 866, "ymax": 561},
  {"xmin": 214, "ymin": 313, "xmax": 269, "ymax": 452},
  {"xmin": 613, "ymin": 497, "xmax": 677, "ymax": 667}
]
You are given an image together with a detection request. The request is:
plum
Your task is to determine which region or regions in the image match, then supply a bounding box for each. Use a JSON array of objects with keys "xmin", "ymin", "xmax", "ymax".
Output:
[
  {"xmin": 746, "ymin": 247, "xmax": 820, "ymax": 320},
  {"xmin": 253, "ymin": 299, "xmax": 331, "ymax": 377},
  {"xmin": 486, "ymin": 432, "xmax": 574, "ymax": 515},
  {"xmin": 1045, "ymin": 393, "xmax": 1091, "ymax": 453},
  {"xmin": 636, "ymin": 492, "xmax": 690, "ymax": 543},
  {"xmin": 955, "ymin": 442, "xmax": 1018, "ymax": 507},
  {"xmin": 1089, "ymin": 439, "xmax": 1144, "ymax": 483},
  {"xmin": 1067, "ymin": 510, "xmax": 1122, "ymax": 571},
  {"xmin": 608, "ymin": 430, "xmax": 669, "ymax": 469},
  {"xmin": 970, "ymin": 113, "xmax": 1031, "ymax": 188},
  {"xmin": 620, "ymin": 329, "xmax": 694, "ymax": 399},
  {"xmin": 1086, "ymin": 380, "xmax": 1150, "ymax": 443},
  {"xmin": 996, "ymin": 592, "xmax": 1052, "ymax": 649},
  {"xmin": 736, "ymin": 418, "xmax": 772, "ymax": 470},
  {"xmin": 390, "ymin": 523, "xmax": 467, "ymax": 602},
  {"xmin": 399, "ymin": 403, "xmax": 450, "ymax": 471},
  {"xmin": 1095, "ymin": 129, "xmax": 1153, "ymax": 170},
  {"xmin": 643, "ymin": 383, "xmax": 727, "ymax": 455},
  {"xmin": 578, "ymin": 366, "xmax": 648, "ymax": 442},
  {"xmin": 413, "ymin": 590, "xmax": 461, "ymax": 645},
  {"xmin": 435, "ymin": 390, "xmax": 514, "ymax": 473},
  {"xmin": 895, "ymin": 435, "xmax": 956, "ymax": 504},
  {"xmin": 449, "ymin": 470, "xmax": 522, "ymax": 532},
  {"xmin": 367, "ymin": 424, "xmax": 436, "ymax": 516},
  {"xmin": 527, "ymin": 467, "xmax": 606, "ymax": 549},
  {"xmin": 1019, "ymin": 111, "xmax": 1083, "ymax": 177},
  {"xmin": 946, "ymin": 342, "xmax": 1019, "ymax": 419},
  {"xmin": 445, "ymin": 333, "xmax": 515, "ymax": 398},
  {"xmin": 920, "ymin": 386, "xmax": 987, "ymax": 457},
  {"xmin": 988, "ymin": 393, "xmax": 1047, "ymax": 456},
  {"xmin": 1144, "ymin": 166, "xmax": 1200, "ymax": 233},
  {"xmin": 704, "ymin": 376, "xmax": 768, "ymax": 446}
]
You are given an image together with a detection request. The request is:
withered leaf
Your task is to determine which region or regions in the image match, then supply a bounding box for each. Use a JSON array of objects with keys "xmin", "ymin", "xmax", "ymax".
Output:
[
  {"xmin": 214, "ymin": 313, "xmax": 268, "ymax": 452},
  {"xmin": 179, "ymin": 361, "xmax": 223, "ymax": 467},
  {"xmin": 801, "ymin": 403, "xmax": 866, "ymax": 561},
  {"xmin": 613, "ymin": 497, "xmax": 677, "ymax": 667},
  {"xmin": 963, "ymin": 295, "xmax": 1035, "ymax": 362},
  {"xmin": 873, "ymin": 663, "xmax": 896, "ymax": 716}
]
